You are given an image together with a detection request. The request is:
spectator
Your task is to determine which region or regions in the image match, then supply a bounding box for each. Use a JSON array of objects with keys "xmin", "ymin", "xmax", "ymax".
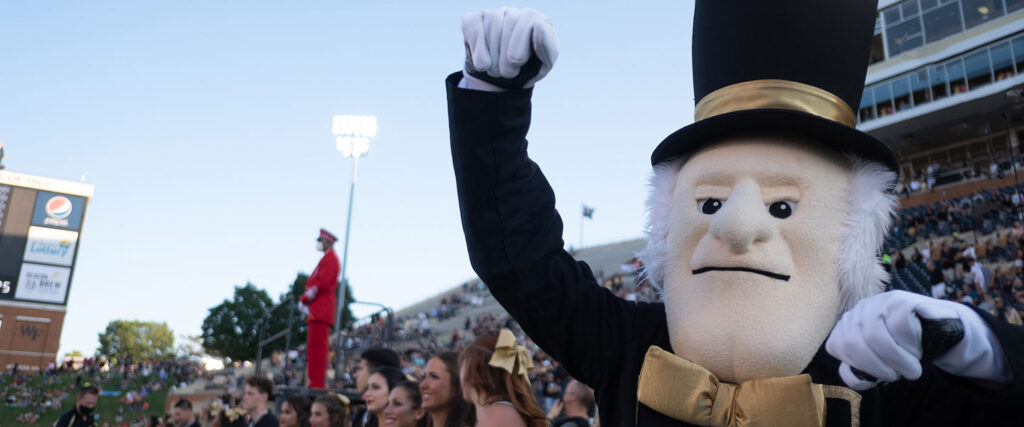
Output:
[
  {"xmin": 1013, "ymin": 290, "xmax": 1024, "ymax": 312},
  {"xmin": 962, "ymin": 243, "xmax": 977, "ymax": 261},
  {"xmin": 54, "ymin": 385, "xmax": 98, "ymax": 427},
  {"xmin": 420, "ymin": 352, "xmax": 473, "ymax": 427},
  {"xmin": 928, "ymin": 261, "xmax": 947, "ymax": 299},
  {"xmin": 995, "ymin": 297, "xmax": 1023, "ymax": 326},
  {"xmin": 310, "ymin": 393, "xmax": 350, "ymax": 427},
  {"xmin": 893, "ymin": 250, "xmax": 906, "ymax": 270},
  {"xmin": 459, "ymin": 330, "xmax": 546, "ymax": 427},
  {"xmin": 280, "ymin": 395, "xmax": 311, "ymax": 427},
  {"xmin": 539, "ymin": 371, "xmax": 562, "ymax": 413},
  {"xmin": 547, "ymin": 380, "xmax": 594, "ymax": 427},
  {"xmin": 353, "ymin": 348, "xmax": 400, "ymax": 427},
  {"xmin": 242, "ymin": 376, "xmax": 278, "ymax": 427},
  {"xmin": 363, "ymin": 367, "xmax": 407, "ymax": 427},
  {"xmin": 969, "ymin": 258, "xmax": 986, "ymax": 294},
  {"xmin": 962, "ymin": 283, "xmax": 977, "ymax": 304},
  {"xmin": 172, "ymin": 398, "xmax": 200, "ymax": 427},
  {"xmin": 382, "ymin": 381, "xmax": 427, "ymax": 427}
]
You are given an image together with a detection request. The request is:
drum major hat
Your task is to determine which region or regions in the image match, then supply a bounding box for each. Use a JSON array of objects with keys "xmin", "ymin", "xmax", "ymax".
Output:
[
  {"xmin": 318, "ymin": 228, "xmax": 338, "ymax": 245},
  {"xmin": 651, "ymin": 0, "xmax": 899, "ymax": 173}
]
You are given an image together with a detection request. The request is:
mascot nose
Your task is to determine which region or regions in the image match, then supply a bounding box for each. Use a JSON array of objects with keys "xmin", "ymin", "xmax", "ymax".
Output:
[{"xmin": 708, "ymin": 180, "xmax": 774, "ymax": 254}]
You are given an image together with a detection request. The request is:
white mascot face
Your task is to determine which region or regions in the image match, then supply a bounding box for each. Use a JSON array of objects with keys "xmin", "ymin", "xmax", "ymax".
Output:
[{"xmin": 663, "ymin": 135, "xmax": 852, "ymax": 383}]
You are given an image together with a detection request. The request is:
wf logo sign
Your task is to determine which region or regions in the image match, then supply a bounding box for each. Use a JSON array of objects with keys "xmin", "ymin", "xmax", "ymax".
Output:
[{"xmin": 20, "ymin": 325, "xmax": 40, "ymax": 341}]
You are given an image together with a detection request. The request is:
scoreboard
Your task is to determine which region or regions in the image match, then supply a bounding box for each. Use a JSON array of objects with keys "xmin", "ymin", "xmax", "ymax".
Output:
[
  {"xmin": 0, "ymin": 171, "xmax": 92, "ymax": 305},
  {"xmin": 0, "ymin": 170, "xmax": 93, "ymax": 372}
]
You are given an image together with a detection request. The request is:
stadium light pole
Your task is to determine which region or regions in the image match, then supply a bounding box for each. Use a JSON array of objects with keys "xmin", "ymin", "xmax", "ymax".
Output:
[{"xmin": 331, "ymin": 114, "xmax": 377, "ymax": 335}]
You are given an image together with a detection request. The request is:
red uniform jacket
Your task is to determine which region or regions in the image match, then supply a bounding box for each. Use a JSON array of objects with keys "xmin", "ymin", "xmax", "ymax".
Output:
[{"xmin": 302, "ymin": 248, "xmax": 340, "ymax": 326}]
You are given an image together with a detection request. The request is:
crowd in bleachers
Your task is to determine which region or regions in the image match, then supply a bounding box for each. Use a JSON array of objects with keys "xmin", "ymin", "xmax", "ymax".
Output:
[
  {"xmin": 335, "ymin": 280, "xmax": 493, "ymax": 355},
  {"xmin": 895, "ymin": 153, "xmax": 1020, "ymax": 197},
  {"xmin": 885, "ymin": 183, "xmax": 1024, "ymax": 325}
]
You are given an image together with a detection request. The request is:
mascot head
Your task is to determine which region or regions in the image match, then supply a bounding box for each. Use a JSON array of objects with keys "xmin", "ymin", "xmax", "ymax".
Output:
[{"xmin": 638, "ymin": 0, "xmax": 898, "ymax": 383}]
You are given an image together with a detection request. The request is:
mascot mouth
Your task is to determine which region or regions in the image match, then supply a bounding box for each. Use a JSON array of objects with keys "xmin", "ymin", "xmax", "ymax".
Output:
[{"xmin": 691, "ymin": 266, "xmax": 790, "ymax": 281}]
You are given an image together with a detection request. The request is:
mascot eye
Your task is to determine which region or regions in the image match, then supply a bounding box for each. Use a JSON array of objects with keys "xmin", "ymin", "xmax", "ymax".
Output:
[
  {"xmin": 699, "ymin": 199, "xmax": 723, "ymax": 215},
  {"xmin": 767, "ymin": 201, "xmax": 796, "ymax": 219}
]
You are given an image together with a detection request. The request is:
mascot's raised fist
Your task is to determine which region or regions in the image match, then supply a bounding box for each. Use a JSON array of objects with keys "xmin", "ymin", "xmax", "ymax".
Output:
[
  {"xmin": 826, "ymin": 290, "xmax": 1008, "ymax": 391},
  {"xmin": 461, "ymin": 7, "xmax": 558, "ymax": 89}
]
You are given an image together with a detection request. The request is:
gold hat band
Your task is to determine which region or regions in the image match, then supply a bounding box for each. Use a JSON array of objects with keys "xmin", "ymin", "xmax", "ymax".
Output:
[{"xmin": 694, "ymin": 79, "xmax": 857, "ymax": 128}]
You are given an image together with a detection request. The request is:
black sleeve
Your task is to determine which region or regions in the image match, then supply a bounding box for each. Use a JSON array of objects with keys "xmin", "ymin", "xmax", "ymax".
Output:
[
  {"xmin": 53, "ymin": 411, "xmax": 73, "ymax": 427},
  {"xmin": 879, "ymin": 306, "xmax": 1024, "ymax": 425},
  {"xmin": 976, "ymin": 305, "xmax": 1024, "ymax": 402},
  {"xmin": 446, "ymin": 72, "xmax": 667, "ymax": 388}
]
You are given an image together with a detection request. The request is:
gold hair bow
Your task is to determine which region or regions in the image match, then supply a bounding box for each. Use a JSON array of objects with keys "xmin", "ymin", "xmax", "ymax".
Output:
[
  {"xmin": 488, "ymin": 329, "xmax": 533, "ymax": 377},
  {"xmin": 208, "ymin": 400, "xmax": 222, "ymax": 418},
  {"xmin": 223, "ymin": 408, "xmax": 247, "ymax": 422},
  {"xmin": 209, "ymin": 399, "xmax": 246, "ymax": 422},
  {"xmin": 329, "ymin": 392, "xmax": 350, "ymax": 406}
]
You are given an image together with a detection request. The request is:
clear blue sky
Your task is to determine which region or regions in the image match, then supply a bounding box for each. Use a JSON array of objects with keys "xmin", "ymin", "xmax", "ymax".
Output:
[{"xmin": 0, "ymin": 1, "xmax": 695, "ymax": 357}]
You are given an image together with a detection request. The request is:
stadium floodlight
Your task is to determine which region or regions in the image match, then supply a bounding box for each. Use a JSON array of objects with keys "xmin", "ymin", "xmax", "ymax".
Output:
[
  {"xmin": 332, "ymin": 114, "xmax": 378, "ymax": 138},
  {"xmin": 336, "ymin": 136, "xmax": 370, "ymax": 158},
  {"xmin": 330, "ymin": 114, "xmax": 378, "ymax": 364},
  {"xmin": 333, "ymin": 115, "xmax": 377, "ymax": 159}
]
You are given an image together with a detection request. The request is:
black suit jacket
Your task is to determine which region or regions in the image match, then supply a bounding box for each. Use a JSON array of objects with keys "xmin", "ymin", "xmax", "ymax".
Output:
[
  {"xmin": 446, "ymin": 72, "xmax": 1024, "ymax": 426},
  {"xmin": 252, "ymin": 412, "xmax": 279, "ymax": 427}
]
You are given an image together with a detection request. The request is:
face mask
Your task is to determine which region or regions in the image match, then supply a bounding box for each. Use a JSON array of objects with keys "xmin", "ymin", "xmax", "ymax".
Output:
[
  {"xmin": 78, "ymin": 405, "xmax": 93, "ymax": 417},
  {"xmin": 316, "ymin": 241, "xmax": 325, "ymax": 252}
]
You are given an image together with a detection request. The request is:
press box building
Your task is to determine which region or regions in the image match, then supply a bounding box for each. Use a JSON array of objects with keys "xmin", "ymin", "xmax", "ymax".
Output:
[{"xmin": 859, "ymin": 0, "xmax": 1024, "ymax": 188}]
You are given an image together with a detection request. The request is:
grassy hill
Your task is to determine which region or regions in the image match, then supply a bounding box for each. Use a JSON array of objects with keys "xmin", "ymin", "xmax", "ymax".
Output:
[{"xmin": 0, "ymin": 370, "xmax": 177, "ymax": 426}]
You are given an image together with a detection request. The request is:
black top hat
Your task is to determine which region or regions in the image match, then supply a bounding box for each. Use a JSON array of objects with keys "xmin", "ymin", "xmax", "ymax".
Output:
[{"xmin": 651, "ymin": 0, "xmax": 899, "ymax": 173}]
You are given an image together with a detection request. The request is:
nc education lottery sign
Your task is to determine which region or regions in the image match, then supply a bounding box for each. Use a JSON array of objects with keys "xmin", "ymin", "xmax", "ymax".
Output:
[
  {"xmin": 23, "ymin": 226, "xmax": 79, "ymax": 267},
  {"xmin": 0, "ymin": 170, "xmax": 93, "ymax": 306}
]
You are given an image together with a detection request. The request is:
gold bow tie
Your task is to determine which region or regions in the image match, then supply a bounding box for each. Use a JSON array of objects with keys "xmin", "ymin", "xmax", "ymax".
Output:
[
  {"xmin": 637, "ymin": 346, "xmax": 825, "ymax": 427},
  {"xmin": 488, "ymin": 328, "xmax": 533, "ymax": 377}
]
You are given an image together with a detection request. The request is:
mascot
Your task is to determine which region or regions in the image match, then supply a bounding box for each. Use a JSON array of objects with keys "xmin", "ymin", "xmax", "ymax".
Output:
[{"xmin": 446, "ymin": 1, "xmax": 1024, "ymax": 426}]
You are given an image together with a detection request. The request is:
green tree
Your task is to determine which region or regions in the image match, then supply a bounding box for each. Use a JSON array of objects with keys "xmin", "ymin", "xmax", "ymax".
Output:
[
  {"xmin": 97, "ymin": 320, "xmax": 175, "ymax": 361},
  {"xmin": 200, "ymin": 283, "xmax": 274, "ymax": 362},
  {"xmin": 276, "ymin": 273, "xmax": 310, "ymax": 348}
]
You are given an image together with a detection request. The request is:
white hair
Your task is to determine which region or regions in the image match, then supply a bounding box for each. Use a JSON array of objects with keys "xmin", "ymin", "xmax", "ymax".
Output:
[{"xmin": 637, "ymin": 154, "xmax": 898, "ymax": 313}]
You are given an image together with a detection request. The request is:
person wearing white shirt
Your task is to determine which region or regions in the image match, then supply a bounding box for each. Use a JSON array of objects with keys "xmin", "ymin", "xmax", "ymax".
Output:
[
  {"xmin": 963, "ymin": 245, "xmax": 977, "ymax": 261},
  {"xmin": 970, "ymin": 259, "xmax": 986, "ymax": 294}
]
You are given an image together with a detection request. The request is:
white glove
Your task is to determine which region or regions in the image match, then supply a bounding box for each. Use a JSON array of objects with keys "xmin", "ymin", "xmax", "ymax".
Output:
[
  {"xmin": 303, "ymin": 286, "xmax": 317, "ymax": 301},
  {"xmin": 826, "ymin": 290, "xmax": 1009, "ymax": 391},
  {"xmin": 460, "ymin": 7, "xmax": 559, "ymax": 90},
  {"xmin": 298, "ymin": 302, "xmax": 310, "ymax": 317}
]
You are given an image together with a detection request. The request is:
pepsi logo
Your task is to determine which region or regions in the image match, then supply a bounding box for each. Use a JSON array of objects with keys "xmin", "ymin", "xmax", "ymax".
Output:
[{"xmin": 45, "ymin": 196, "xmax": 73, "ymax": 219}]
